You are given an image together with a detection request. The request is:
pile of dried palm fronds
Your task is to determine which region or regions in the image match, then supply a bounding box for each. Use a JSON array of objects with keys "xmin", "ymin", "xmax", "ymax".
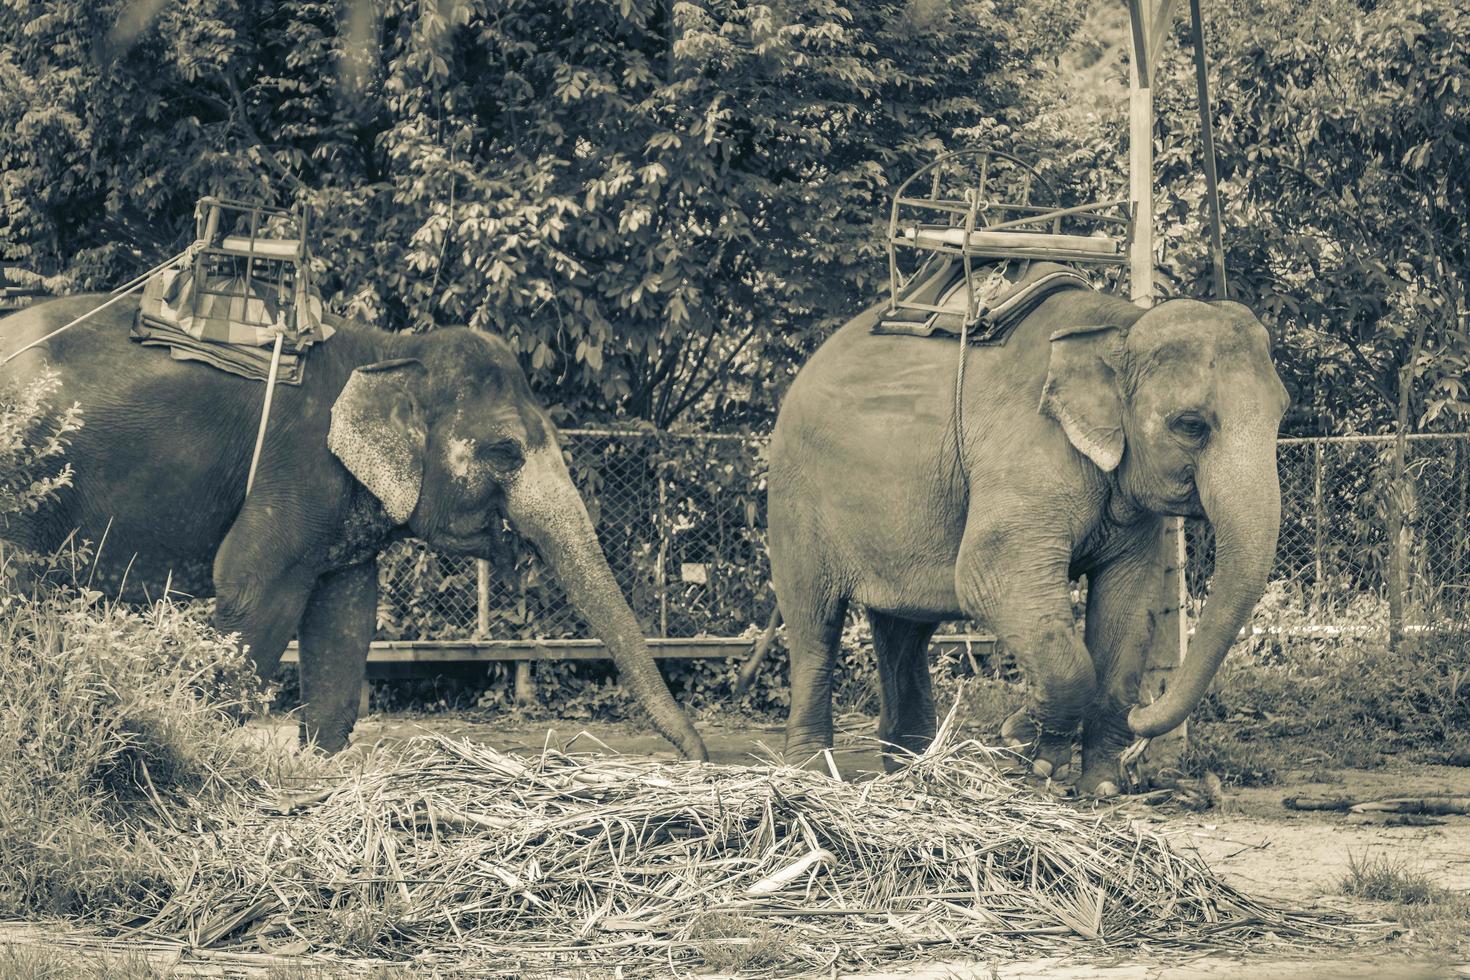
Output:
[{"xmin": 98, "ymin": 717, "xmax": 1372, "ymax": 977}]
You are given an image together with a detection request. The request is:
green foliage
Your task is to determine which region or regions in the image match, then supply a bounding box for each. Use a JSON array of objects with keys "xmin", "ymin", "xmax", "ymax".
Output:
[
  {"xmin": 0, "ymin": 0, "xmax": 1083, "ymax": 426},
  {"xmin": 1148, "ymin": 0, "xmax": 1470, "ymax": 434},
  {"xmin": 0, "ymin": 370, "xmax": 81, "ymax": 530}
]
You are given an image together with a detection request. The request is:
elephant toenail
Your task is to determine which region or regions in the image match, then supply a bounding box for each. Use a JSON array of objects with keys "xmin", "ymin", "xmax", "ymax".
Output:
[
  {"xmin": 1032, "ymin": 759, "xmax": 1053, "ymax": 778},
  {"xmin": 1093, "ymin": 780, "xmax": 1120, "ymax": 799}
]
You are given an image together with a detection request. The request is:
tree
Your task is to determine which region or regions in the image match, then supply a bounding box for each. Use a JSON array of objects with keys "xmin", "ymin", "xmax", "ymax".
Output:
[{"xmin": 0, "ymin": 0, "xmax": 1083, "ymax": 427}]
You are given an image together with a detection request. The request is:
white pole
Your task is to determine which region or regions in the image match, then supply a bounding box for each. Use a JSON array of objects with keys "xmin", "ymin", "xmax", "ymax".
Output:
[{"xmin": 1130, "ymin": 29, "xmax": 1190, "ymax": 765}]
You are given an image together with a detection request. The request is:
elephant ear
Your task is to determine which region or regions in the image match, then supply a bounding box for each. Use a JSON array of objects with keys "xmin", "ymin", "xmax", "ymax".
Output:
[
  {"xmin": 1039, "ymin": 323, "xmax": 1126, "ymax": 472},
  {"xmin": 329, "ymin": 359, "xmax": 427, "ymax": 524}
]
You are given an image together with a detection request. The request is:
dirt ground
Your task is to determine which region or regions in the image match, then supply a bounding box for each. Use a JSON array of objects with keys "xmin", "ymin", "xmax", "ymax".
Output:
[{"xmin": 344, "ymin": 710, "xmax": 1470, "ymax": 980}]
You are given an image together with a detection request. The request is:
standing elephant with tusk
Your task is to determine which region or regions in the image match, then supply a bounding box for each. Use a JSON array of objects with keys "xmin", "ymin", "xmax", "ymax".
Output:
[
  {"xmin": 0, "ymin": 294, "xmax": 708, "ymax": 761},
  {"xmin": 768, "ymin": 288, "xmax": 1288, "ymax": 795}
]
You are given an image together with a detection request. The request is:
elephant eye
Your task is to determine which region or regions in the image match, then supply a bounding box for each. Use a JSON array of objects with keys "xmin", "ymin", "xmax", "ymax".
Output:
[
  {"xmin": 484, "ymin": 438, "xmax": 525, "ymax": 472},
  {"xmin": 1170, "ymin": 414, "xmax": 1210, "ymax": 443}
]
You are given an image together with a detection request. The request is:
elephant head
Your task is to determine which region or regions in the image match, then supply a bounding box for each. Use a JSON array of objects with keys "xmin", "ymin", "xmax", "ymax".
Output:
[
  {"xmin": 1041, "ymin": 299, "xmax": 1289, "ymax": 737},
  {"xmin": 327, "ymin": 328, "xmax": 708, "ymax": 761}
]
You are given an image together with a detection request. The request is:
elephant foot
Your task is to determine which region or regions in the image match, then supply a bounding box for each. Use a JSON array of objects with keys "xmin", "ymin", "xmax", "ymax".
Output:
[
  {"xmin": 299, "ymin": 720, "xmax": 353, "ymax": 755},
  {"xmin": 1076, "ymin": 766, "xmax": 1123, "ymax": 799},
  {"xmin": 784, "ymin": 741, "xmax": 842, "ymax": 778},
  {"xmin": 1078, "ymin": 705, "xmax": 1139, "ymax": 798},
  {"xmin": 1001, "ymin": 707, "xmax": 1075, "ymax": 779}
]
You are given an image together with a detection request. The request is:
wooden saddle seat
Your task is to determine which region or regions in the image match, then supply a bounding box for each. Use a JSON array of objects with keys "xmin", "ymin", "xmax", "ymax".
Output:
[
  {"xmin": 900, "ymin": 226, "xmax": 1123, "ymax": 258},
  {"xmin": 132, "ymin": 197, "xmax": 332, "ymax": 384},
  {"xmin": 887, "ymin": 148, "xmax": 1133, "ymax": 328}
]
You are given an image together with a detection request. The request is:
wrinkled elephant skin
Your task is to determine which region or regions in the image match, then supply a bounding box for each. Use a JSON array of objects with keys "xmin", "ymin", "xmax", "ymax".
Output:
[
  {"xmin": 769, "ymin": 292, "xmax": 1286, "ymax": 792},
  {"xmin": 0, "ymin": 295, "xmax": 707, "ymax": 761}
]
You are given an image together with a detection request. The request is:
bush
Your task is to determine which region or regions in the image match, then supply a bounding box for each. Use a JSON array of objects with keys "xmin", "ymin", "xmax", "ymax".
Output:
[{"xmin": 1183, "ymin": 583, "xmax": 1470, "ymax": 782}]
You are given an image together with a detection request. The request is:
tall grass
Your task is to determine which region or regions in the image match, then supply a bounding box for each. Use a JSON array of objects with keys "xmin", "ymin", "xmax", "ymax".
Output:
[
  {"xmin": 0, "ymin": 586, "xmax": 318, "ymax": 916},
  {"xmin": 1184, "ymin": 630, "xmax": 1470, "ymax": 784}
]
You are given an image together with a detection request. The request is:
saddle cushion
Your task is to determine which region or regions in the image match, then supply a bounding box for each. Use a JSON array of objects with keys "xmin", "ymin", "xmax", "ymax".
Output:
[
  {"xmin": 131, "ymin": 264, "xmax": 334, "ymax": 385},
  {"xmin": 874, "ymin": 259, "xmax": 1093, "ymax": 345}
]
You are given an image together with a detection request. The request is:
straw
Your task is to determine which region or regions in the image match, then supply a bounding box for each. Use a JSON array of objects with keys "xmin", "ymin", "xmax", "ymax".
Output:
[{"xmin": 87, "ymin": 712, "xmax": 1375, "ymax": 976}]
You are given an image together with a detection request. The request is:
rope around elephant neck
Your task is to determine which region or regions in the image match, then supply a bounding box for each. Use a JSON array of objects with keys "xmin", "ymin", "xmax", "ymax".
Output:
[
  {"xmin": 0, "ymin": 247, "xmax": 197, "ymax": 366},
  {"xmin": 954, "ymin": 316, "xmax": 970, "ymax": 496}
]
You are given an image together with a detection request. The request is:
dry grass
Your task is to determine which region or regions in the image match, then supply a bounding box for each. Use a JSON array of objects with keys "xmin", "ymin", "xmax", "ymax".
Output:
[
  {"xmin": 0, "ymin": 577, "xmax": 1378, "ymax": 975},
  {"xmin": 1342, "ymin": 853, "xmax": 1443, "ymax": 905},
  {"xmin": 0, "ymin": 941, "xmax": 421, "ymax": 979},
  {"xmin": 58, "ymin": 706, "xmax": 1369, "ymax": 977},
  {"xmin": 1340, "ymin": 852, "xmax": 1470, "ymax": 955},
  {"xmin": 0, "ymin": 587, "xmax": 330, "ymax": 919}
]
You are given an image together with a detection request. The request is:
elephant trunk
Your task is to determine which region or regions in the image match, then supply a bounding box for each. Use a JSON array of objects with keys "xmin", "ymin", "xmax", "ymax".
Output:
[
  {"xmin": 1127, "ymin": 435, "xmax": 1281, "ymax": 737},
  {"xmin": 505, "ymin": 446, "xmax": 709, "ymax": 761}
]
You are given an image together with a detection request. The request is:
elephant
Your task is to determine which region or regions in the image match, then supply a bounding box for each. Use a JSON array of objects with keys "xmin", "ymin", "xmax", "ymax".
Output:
[
  {"xmin": 0, "ymin": 294, "xmax": 708, "ymax": 760},
  {"xmin": 767, "ymin": 284, "xmax": 1287, "ymax": 795}
]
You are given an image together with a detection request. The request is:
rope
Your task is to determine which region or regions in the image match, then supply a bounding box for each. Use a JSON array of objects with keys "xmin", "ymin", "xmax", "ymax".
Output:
[
  {"xmin": 246, "ymin": 331, "xmax": 286, "ymax": 496},
  {"xmin": 0, "ymin": 247, "xmax": 197, "ymax": 366},
  {"xmin": 954, "ymin": 314, "xmax": 969, "ymax": 494},
  {"xmin": 2, "ymin": 239, "xmax": 285, "ymax": 499}
]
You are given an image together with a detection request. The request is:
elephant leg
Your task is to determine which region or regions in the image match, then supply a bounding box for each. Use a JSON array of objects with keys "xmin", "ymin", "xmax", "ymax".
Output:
[
  {"xmin": 870, "ymin": 609, "xmax": 938, "ymax": 772},
  {"xmin": 779, "ymin": 586, "xmax": 850, "ymax": 769},
  {"xmin": 1079, "ymin": 540, "xmax": 1163, "ymax": 797},
  {"xmin": 296, "ymin": 560, "xmax": 379, "ymax": 753},
  {"xmin": 957, "ymin": 527, "xmax": 1093, "ymax": 779},
  {"xmin": 212, "ymin": 509, "xmax": 318, "ymax": 693}
]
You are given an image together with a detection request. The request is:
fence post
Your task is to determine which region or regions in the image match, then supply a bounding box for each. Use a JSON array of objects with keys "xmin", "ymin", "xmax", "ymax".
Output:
[
  {"xmin": 480, "ymin": 557, "xmax": 532, "ymax": 705},
  {"xmin": 657, "ymin": 461, "xmax": 670, "ymax": 639},
  {"xmin": 477, "ymin": 559, "xmax": 491, "ymax": 637},
  {"xmin": 1456, "ymin": 440, "xmax": 1469, "ymax": 589},
  {"xmin": 1313, "ymin": 440, "xmax": 1325, "ymax": 614},
  {"xmin": 1129, "ymin": 49, "xmax": 1188, "ymax": 770}
]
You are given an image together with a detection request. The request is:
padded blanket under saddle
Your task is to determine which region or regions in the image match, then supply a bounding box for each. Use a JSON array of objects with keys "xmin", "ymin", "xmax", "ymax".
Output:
[
  {"xmin": 130, "ymin": 266, "xmax": 333, "ymax": 385},
  {"xmin": 875, "ymin": 259, "xmax": 1092, "ymax": 345}
]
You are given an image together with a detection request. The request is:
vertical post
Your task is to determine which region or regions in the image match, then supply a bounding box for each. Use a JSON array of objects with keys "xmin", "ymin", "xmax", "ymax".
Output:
[
  {"xmin": 1454, "ymin": 439, "xmax": 1469, "ymax": 594},
  {"xmin": 657, "ymin": 465, "xmax": 670, "ymax": 638},
  {"xmin": 1313, "ymin": 440, "xmax": 1325, "ymax": 614},
  {"xmin": 1189, "ymin": 0, "xmax": 1228, "ymax": 299},
  {"xmin": 477, "ymin": 559, "xmax": 491, "ymax": 637},
  {"xmin": 483, "ymin": 555, "xmax": 532, "ymax": 706},
  {"xmin": 1131, "ymin": 35, "xmax": 1189, "ymax": 769}
]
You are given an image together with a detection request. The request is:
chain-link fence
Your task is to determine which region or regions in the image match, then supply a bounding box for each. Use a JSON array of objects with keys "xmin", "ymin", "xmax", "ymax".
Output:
[
  {"xmin": 378, "ymin": 430, "xmax": 1470, "ymax": 643},
  {"xmin": 377, "ymin": 430, "xmax": 771, "ymax": 642},
  {"xmin": 1187, "ymin": 433, "xmax": 1470, "ymax": 633}
]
